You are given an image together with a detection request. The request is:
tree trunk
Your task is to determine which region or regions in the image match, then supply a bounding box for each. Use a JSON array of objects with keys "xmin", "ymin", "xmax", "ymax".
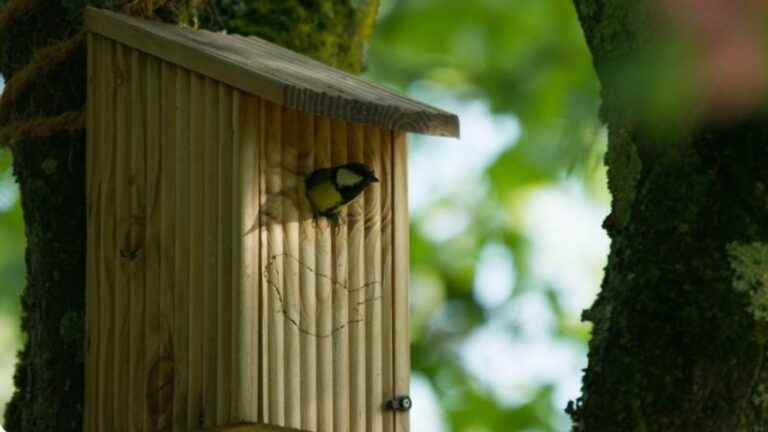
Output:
[
  {"xmin": 1, "ymin": 1, "xmax": 378, "ymax": 430},
  {"xmin": 569, "ymin": 2, "xmax": 768, "ymax": 430}
]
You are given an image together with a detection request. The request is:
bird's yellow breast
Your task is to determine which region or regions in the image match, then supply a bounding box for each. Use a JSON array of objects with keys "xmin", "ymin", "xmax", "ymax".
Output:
[{"xmin": 306, "ymin": 181, "xmax": 344, "ymax": 212}]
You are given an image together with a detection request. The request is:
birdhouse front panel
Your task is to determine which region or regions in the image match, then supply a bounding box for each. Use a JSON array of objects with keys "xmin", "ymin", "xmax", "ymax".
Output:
[{"xmin": 86, "ymin": 31, "xmax": 410, "ymax": 432}]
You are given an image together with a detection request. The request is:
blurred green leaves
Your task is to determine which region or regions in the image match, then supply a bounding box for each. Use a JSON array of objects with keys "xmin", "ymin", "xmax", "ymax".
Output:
[{"xmin": 368, "ymin": 1, "xmax": 602, "ymax": 430}]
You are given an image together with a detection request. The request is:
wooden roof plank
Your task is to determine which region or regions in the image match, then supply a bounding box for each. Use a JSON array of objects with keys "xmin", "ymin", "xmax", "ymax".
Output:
[{"xmin": 84, "ymin": 8, "xmax": 459, "ymax": 137}]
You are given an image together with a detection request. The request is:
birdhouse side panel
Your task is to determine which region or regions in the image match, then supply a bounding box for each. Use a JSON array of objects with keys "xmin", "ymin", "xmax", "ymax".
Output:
[
  {"xmin": 86, "ymin": 35, "xmax": 249, "ymax": 431},
  {"xmin": 239, "ymin": 95, "xmax": 406, "ymax": 432}
]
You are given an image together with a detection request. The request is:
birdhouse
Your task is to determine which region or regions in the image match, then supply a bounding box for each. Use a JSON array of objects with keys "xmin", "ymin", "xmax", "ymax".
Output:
[{"xmin": 83, "ymin": 7, "xmax": 459, "ymax": 432}]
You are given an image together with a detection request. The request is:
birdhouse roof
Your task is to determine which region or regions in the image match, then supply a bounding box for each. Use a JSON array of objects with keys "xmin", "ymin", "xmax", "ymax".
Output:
[{"xmin": 84, "ymin": 8, "xmax": 459, "ymax": 138}]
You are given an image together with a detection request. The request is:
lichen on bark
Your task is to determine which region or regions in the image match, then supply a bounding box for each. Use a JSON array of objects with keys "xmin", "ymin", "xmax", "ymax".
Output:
[{"xmin": 569, "ymin": 1, "xmax": 768, "ymax": 430}]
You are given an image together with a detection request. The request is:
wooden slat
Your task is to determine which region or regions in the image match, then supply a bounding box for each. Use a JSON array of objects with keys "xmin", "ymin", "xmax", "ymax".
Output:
[
  {"xmin": 174, "ymin": 66, "xmax": 192, "ymax": 430},
  {"xmin": 128, "ymin": 46, "xmax": 148, "ymax": 431},
  {"xmin": 113, "ymin": 41, "xmax": 132, "ymax": 430},
  {"xmin": 203, "ymin": 76, "xmax": 222, "ymax": 427},
  {"xmin": 98, "ymin": 36, "xmax": 118, "ymax": 431},
  {"xmin": 265, "ymin": 101, "xmax": 285, "ymax": 425},
  {"xmin": 84, "ymin": 8, "xmax": 460, "ymax": 137},
  {"xmin": 331, "ymin": 119, "xmax": 350, "ymax": 432},
  {"xmin": 188, "ymin": 71, "xmax": 207, "ymax": 427},
  {"xmin": 144, "ymin": 53, "xmax": 168, "ymax": 432},
  {"xmin": 298, "ymin": 111, "xmax": 317, "ymax": 432},
  {"xmin": 282, "ymin": 108, "xmax": 302, "ymax": 429},
  {"xmin": 392, "ymin": 131, "xmax": 410, "ymax": 432},
  {"xmin": 84, "ymin": 32, "xmax": 100, "ymax": 432},
  {"xmin": 364, "ymin": 125, "xmax": 383, "ymax": 432},
  {"xmin": 315, "ymin": 116, "xmax": 334, "ymax": 432},
  {"xmin": 218, "ymin": 82, "xmax": 235, "ymax": 424},
  {"xmin": 379, "ymin": 128, "xmax": 395, "ymax": 432},
  {"xmin": 347, "ymin": 122, "xmax": 367, "ymax": 432},
  {"xmin": 239, "ymin": 94, "xmax": 260, "ymax": 421},
  {"xmin": 230, "ymin": 89, "xmax": 245, "ymax": 422},
  {"xmin": 154, "ymin": 60, "xmax": 178, "ymax": 430},
  {"xmin": 259, "ymin": 96, "xmax": 270, "ymax": 422}
]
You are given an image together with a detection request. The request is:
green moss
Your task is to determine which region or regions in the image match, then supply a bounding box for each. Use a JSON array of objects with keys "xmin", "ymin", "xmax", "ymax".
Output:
[
  {"xmin": 214, "ymin": 0, "xmax": 380, "ymax": 73},
  {"xmin": 728, "ymin": 242, "xmax": 768, "ymax": 321},
  {"xmin": 605, "ymin": 127, "xmax": 641, "ymax": 228}
]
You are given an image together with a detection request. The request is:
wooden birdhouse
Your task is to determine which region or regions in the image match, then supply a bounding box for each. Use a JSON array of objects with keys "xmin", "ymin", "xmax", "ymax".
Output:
[{"xmin": 83, "ymin": 7, "xmax": 459, "ymax": 432}]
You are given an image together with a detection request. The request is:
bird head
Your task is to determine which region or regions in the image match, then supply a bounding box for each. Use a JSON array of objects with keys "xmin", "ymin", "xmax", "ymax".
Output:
[{"xmin": 335, "ymin": 162, "xmax": 379, "ymax": 189}]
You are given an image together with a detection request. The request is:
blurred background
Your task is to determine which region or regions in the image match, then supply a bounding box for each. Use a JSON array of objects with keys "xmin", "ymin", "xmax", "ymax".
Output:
[{"xmin": 0, "ymin": 0, "xmax": 607, "ymax": 430}]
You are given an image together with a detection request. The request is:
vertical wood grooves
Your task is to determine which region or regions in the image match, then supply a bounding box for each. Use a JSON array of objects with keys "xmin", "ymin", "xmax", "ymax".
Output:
[
  {"xmin": 128, "ymin": 46, "xmax": 147, "ymax": 431},
  {"xmin": 239, "ymin": 95, "xmax": 258, "ymax": 421},
  {"xmin": 259, "ymin": 96, "xmax": 270, "ymax": 422},
  {"xmin": 315, "ymin": 116, "xmax": 333, "ymax": 432},
  {"xmin": 203, "ymin": 76, "xmax": 221, "ymax": 426},
  {"xmin": 114, "ymin": 41, "xmax": 131, "ymax": 430},
  {"xmin": 158, "ymin": 60, "xmax": 177, "ymax": 430},
  {"xmin": 173, "ymin": 66, "xmax": 191, "ymax": 431},
  {"xmin": 299, "ymin": 111, "xmax": 317, "ymax": 432},
  {"xmin": 392, "ymin": 131, "xmax": 410, "ymax": 432},
  {"xmin": 144, "ymin": 53, "xmax": 163, "ymax": 432},
  {"xmin": 348, "ymin": 122, "xmax": 367, "ymax": 432},
  {"xmin": 188, "ymin": 71, "xmax": 206, "ymax": 427},
  {"xmin": 332, "ymin": 119, "xmax": 350, "ymax": 432},
  {"xmin": 364, "ymin": 125, "xmax": 383, "ymax": 432},
  {"xmin": 380, "ymin": 128, "xmax": 394, "ymax": 432},
  {"xmin": 218, "ymin": 82, "xmax": 234, "ymax": 424},
  {"xmin": 231, "ymin": 90, "xmax": 244, "ymax": 421},
  {"xmin": 86, "ymin": 44, "xmax": 410, "ymax": 429},
  {"xmin": 100, "ymin": 36, "xmax": 118, "ymax": 432},
  {"xmin": 266, "ymin": 102, "xmax": 285, "ymax": 425},
  {"xmin": 283, "ymin": 108, "xmax": 302, "ymax": 429}
]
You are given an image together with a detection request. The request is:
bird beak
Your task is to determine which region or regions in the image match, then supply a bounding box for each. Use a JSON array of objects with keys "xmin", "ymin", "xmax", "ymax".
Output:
[{"xmin": 371, "ymin": 175, "xmax": 379, "ymax": 183}]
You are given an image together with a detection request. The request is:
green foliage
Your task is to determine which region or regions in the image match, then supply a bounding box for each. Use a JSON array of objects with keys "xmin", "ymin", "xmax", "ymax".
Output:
[
  {"xmin": 366, "ymin": 0, "xmax": 602, "ymax": 430},
  {"xmin": 728, "ymin": 242, "xmax": 768, "ymax": 322}
]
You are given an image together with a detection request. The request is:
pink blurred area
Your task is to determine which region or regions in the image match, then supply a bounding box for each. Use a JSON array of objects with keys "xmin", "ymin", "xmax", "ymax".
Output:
[{"xmin": 659, "ymin": 0, "xmax": 768, "ymax": 119}]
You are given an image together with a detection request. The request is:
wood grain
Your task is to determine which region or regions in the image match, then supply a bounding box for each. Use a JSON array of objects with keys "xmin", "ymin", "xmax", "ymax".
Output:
[
  {"xmin": 331, "ymin": 119, "xmax": 350, "ymax": 432},
  {"xmin": 238, "ymin": 94, "xmax": 260, "ymax": 422},
  {"xmin": 297, "ymin": 111, "xmax": 317, "ymax": 432},
  {"xmin": 113, "ymin": 41, "xmax": 131, "ymax": 430},
  {"xmin": 315, "ymin": 116, "xmax": 334, "ymax": 432},
  {"xmin": 128, "ymin": 46, "xmax": 148, "ymax": 431},
  {"xmin": 364, "ymin": 125, "xmax": 383, "ymax": 432},
  {"xmin": 203, "ymin": 76, "xmax": 222, "ymax": 427},
  {"xmin": 98, "ymin": 35, "xmax": 117, "ymax": 432},
  {"xmin": 173, "ymin": 65, "xmax": 192, "ymax": 431},
  {"xmin": 188, "ymin": 70, "xmax": 207, "ymax": 428},
  {"xmin": 218, "ymin": 82, "xmax": 235, "ymax": 424},
  {"xmin": 84, "ymin": 7, "xmax": 459, "ymax": 138},
  {"xmin": 392, "ymin": 131, "xmax": 411, "ymax": 432},
  {"xmin": 379, "ymin": 128, "xmax": 395, "ymax": 432},
  {"xmin": 347, "ymin": 122, "xmax": 367, "ymax": 432},
  {"xmin": 85, "ymin": 41, "xmax": 412, "ymax": 431},
  {"xmin": 265, "ymin": 101, "xmax": 286, "ymax": 425},
  {"xmin": 282, "ymin": 107, "xmax": 303, "ymax": 429}
]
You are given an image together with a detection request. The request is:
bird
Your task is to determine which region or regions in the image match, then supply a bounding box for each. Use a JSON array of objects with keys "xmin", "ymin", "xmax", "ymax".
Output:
[{"xmin": 305, "ymin": 162, "xmax": 379, "ymax": 224}]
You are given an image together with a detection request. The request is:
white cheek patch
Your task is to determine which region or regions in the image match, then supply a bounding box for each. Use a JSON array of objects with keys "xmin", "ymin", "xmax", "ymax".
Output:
[{"xmin": 336, "ymin": 168, "xmax": 364, "ymax": 187}]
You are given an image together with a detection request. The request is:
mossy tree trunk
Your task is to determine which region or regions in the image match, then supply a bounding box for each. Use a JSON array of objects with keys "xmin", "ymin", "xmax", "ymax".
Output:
[
  {"xmin": 568, "ymin": 2, "xmax": 768, "ymax": 430},
  {"xmin": 1, "ymin": 1, "xmax": 378, "ymax": 430}
]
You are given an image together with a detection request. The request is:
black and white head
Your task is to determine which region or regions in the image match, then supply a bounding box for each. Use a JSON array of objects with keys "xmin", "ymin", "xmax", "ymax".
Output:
[{"xmin": 335, "ymin": 162, "xmax": 379, "ymax": 192}]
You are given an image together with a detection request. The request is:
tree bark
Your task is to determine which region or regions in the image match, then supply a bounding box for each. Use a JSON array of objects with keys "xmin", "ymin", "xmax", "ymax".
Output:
[
  {"xmin": 569, "ymin": 1, "xmax": 768, "ymax": 431},
  {"xmin": 1, "ymin": 0, "xmax": 378, "ymax": 430}
]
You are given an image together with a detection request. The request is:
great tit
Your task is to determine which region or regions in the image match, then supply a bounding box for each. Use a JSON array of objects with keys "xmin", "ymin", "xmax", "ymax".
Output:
[{"xmin": 305, "ymin": 162, "xmax": 379, "ymax": 223}]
